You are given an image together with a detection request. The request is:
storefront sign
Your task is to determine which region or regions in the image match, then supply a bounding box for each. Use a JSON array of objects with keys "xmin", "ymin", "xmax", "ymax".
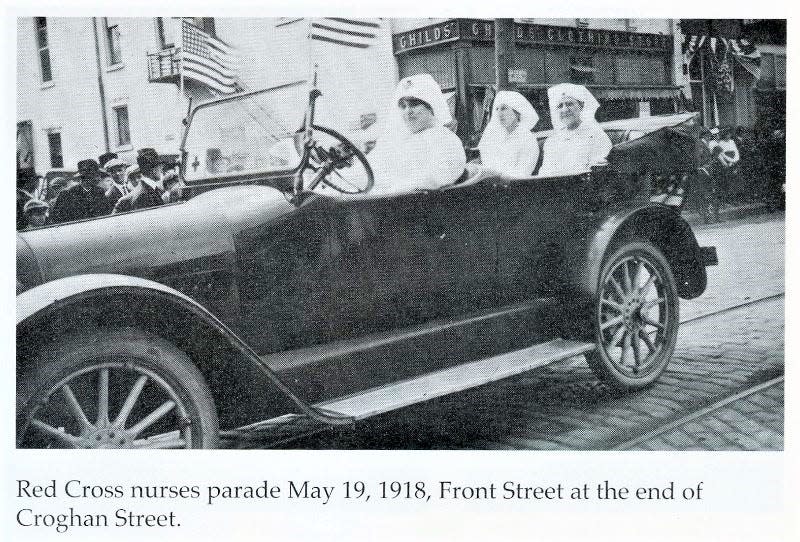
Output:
[
  {"xmin": 394, "ymin": 20, "xmax": 460, "ymax": 53},
  {"xmin": 394, "ymin": 19, "xmax": 672, "ymax": 54},
  {"xmin": 508, "ymin": 69, "xmax": 528, "ymax": 84}
]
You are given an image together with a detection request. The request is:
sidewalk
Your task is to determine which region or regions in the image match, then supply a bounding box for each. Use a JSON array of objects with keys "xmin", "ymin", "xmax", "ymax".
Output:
[{"xmin": 681, "ymin": 202, "xmax": 774, "ymax": 227}]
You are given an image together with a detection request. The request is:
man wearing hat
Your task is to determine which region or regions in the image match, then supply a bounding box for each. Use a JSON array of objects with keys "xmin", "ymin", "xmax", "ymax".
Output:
[
  {"xmin": 113, "ymin": 148, "xmax": 165, "ymax": 213},
  {"xmin": 50, "ymin": 159, "xmax": 109, "ymax": 224},
  {"xmin": 97, "ymin": 157, "xmax": 130, "ymax": 215},
  {"xmin": 98, "ymin": 151, "xmax": 118, "ymax": 169}
]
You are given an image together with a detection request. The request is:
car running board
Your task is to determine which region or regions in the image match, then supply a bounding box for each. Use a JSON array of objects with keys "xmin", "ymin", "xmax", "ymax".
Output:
[{"xmin": 222, "ymin": 339, "xmax": 594, "ymax": 447}]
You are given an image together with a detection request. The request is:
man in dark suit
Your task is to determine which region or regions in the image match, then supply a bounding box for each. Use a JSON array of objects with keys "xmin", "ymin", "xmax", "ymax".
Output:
[
  {"xmin": 113, "ymin": 148, "xmax": 165, "ymax": 213},
  {"xmin": 96, "ymin": 157, "xmax": 130, "ymax": 215},
  {"xmin": 50, "ymin": 159, "xmax": 108, "ymax": 224}
]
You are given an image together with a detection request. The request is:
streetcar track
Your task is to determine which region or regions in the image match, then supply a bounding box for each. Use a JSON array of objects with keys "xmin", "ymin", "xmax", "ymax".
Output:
[
  {"xmin": 611, "ymin": 375, "xmax": 784, "ymax": 450},
  {"xmin": 679, "ymin": 292, "xmax": 784, "ymax": 325}
]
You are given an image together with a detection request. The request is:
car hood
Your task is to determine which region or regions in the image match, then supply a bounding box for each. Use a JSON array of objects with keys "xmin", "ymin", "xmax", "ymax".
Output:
[{"xmin": 17, "ymin": 185, "xmax": 298, "ymax": 290}]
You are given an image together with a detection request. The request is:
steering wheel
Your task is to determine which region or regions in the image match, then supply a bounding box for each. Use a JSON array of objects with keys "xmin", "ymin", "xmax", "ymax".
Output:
[{"xmin": 302, "ymin": 125, "xmax": 374, "ymax": 195}]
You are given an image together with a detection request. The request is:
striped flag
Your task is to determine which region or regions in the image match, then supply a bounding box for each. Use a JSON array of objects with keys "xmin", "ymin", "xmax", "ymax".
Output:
[
  {"xmin": 181, "ymin": 19, "xmax": 240, "ymax": 94},
  {"xmin": 682, "ymin": 34, "xmax": 761, "ymax": 81},
  {"xmin": 682, "ymin": 34, "xmax": 706, "ymax": 64},
  {"xmin": 730, "ymin": 38, "xmax": 762, "ymax": 80},
  {"xmin": 309, "ymin": 18, "xmax": 382, "ymax": 49}
]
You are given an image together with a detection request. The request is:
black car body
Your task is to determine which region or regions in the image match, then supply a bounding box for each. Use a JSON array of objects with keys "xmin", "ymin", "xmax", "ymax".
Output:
[{"xmin": 16, "ymin": 86, "xmax": 715, "ymax": 449}]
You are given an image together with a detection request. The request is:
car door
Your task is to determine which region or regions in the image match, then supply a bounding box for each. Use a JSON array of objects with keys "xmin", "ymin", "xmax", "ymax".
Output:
[
  {"xmin": 324, "ymin": 192, "xmax": 429, "ymax": 337},
  {"xmin": 325, "ymin": 181, "xmax": 498, "ymax": 337},
  {"xmin": 495, "ymin": 174, "xmax": 591, "ymax": 305},
  {"xmin": 411, "ymin": 181, "xmax": 498, "ymax": 319},
  {"xmin": 234, "ymin": 195, "xmax": 338, "ymax": 354}
]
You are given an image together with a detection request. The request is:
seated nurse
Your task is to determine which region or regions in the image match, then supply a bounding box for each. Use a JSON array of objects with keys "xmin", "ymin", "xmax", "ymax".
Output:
[
  {"xmin": 370, "ymin": 74, "xmax": 466, "ymax": 195},
  {"xmin": 477, "ymin": 91, "xmax": 540, "ymax": 178},
  {"xmin": 537, "ymin": 83, "xmax": 613, "ymax": 177}
]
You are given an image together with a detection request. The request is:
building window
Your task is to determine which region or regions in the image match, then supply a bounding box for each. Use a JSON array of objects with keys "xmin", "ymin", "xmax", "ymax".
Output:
[
  {"xmin": 47, "ymin": 132, "xmax": 63, "ymax": 168},
  {"xmin": 156, "ymin": 17, "xmax": 175, "ymax": 49},
  {"xmin": 113, "ymin": 106, "xmax": 131, "ymax": 146},
  {"xmin": 34, "ymin": 17, "xmax": 52, "ymax": 82},
  {"xmin": 104, "ymin": 18, "xmax": 123, "ymax": 65},
  {"xmin": 570, "ymin": 55, "xmax": 595, "ymax": 84},
  {"xmin": 624, "ymin": 19, "xmax": 638, "ymax": 32},
  {"xmin": 575, "ymin": 18, "xmax": 589, "ymax": 29}
]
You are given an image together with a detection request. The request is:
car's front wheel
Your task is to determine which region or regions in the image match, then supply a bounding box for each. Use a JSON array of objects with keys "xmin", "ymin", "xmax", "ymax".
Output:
[
  {"xmin": 586, "ymin": 241, "xmax": 679, "ymax": 390},
  {"xmin": 17, "ymin": 328, "xmax": 219, "ymax": 449}
]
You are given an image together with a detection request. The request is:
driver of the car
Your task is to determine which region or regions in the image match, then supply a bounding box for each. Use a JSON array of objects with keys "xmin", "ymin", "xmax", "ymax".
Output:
[
  {"xmin": 537, "ymin": 83, "xmax": 612, "ymax": 177},
  {"xmin": 369, "ymin": 74, "xmax": 466, "ymax": 195}
]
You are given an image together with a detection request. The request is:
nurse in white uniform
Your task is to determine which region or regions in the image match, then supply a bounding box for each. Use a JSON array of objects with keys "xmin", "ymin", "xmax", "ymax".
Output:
[
  {"xmin": 537, "ymin": 83, "xmax": 613, "ymax": 177},
  {"xmin": 370, "ymin": 74, "xmax": 466, "ymax": 195},
  {"xmin": 477, "ymin": 91, "xmax": 540, "ymax": 179}
]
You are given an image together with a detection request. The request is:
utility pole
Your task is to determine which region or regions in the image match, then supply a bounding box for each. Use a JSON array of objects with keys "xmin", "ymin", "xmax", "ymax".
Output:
[
  {"xmin": 91, "ymin": 17, "xmax": 111, "ymax": 153},
  {"xmin": 494, "ymin": 18, "xmax": 515, "ymax": 90}
]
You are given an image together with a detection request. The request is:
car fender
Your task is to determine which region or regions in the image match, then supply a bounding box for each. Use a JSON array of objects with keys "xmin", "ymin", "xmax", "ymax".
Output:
[
  {"xmin": 18, "ymin": 273, "xmax": 216, "ymax": 325},
  {"xmin": 574, "ymin": 203, "xmax": 707, "ymax": 301},
  {"xmin": 16, "ymin": 274, "xmax": 344, "ymax": 428}
]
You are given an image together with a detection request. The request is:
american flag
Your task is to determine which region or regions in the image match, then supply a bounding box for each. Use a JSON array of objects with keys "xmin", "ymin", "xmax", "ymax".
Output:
[
  {"xmin": 682, "ymin": 34, "xmax": 761, "ymax": 81},
  {"xmin": 729, "ymin": 38, "xmax": 762, "ymax": 80},
  {"xmin": 309, "ymin": 18, "xmax": 382, "ymax": 49},
  {"xmin": 181, "ymin": 19, "xmax": 240, "ymax": 94}
]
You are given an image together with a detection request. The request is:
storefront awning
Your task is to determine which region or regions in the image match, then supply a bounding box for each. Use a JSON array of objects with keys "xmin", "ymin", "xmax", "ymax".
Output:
[{"xmin": 592, "ymin": 87, "xmax": 682, "ymax": 102}]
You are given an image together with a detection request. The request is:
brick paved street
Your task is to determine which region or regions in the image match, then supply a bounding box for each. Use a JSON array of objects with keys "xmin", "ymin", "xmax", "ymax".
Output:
[
  {"xmin": 286, "ymin": 213, "xmax": 785, "ymax": 450},
  {"xmin": 619, "ymin": 377, "xmax": 783, "ymax": 451}
]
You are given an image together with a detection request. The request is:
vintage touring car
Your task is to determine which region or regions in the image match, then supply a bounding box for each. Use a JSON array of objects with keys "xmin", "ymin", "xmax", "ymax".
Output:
[{"xmin": 16, "ymin": 82, "xmax": 716, "ymax": 449}]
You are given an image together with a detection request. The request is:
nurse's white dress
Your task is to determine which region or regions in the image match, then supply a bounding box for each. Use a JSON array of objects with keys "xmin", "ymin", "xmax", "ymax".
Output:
[
  {"xmin": 538, "ymin": 122, "xmax": 612, "ymax": 177},
  {"xmin": 389, "ymin": 126, "xmax": 466, "ymax": 193},
  {"xmin": 537, "ymin": 83, "xmax": 613, "ymax": 177}
]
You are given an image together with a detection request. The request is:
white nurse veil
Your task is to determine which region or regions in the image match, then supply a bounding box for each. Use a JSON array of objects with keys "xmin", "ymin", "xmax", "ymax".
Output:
[
  {"xmin": 477, "ymin": 90, "xmax": 539, "ymax": 167},
  {"xmin": 380, "ymin": 73, "xmax": 452, "ymax": 141},
  {"xmin": 547, "ymin": 83, "xmax": 601, "ymax": 130}
]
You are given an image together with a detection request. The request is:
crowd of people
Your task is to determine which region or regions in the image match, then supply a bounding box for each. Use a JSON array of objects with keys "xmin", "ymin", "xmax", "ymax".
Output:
[
  {"xmin": 694, "ymin": 123, "xmax": 786, "ymax": 223},
  {"xmin": 16, "ymin": 148, "xmax": 183, "ymax": 229}
]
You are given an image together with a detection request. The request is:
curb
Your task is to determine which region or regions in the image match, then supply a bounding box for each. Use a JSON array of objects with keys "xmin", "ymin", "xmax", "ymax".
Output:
[{"xmin": 681, "ymin": 202, "xmax": 774, "ymax": 227}]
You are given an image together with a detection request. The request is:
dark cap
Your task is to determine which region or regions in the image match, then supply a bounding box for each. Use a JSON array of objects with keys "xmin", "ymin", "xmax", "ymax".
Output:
[
  {"xmin": 137, "ymin": 148, "xmax": 162, "ymax": 171},
  {"xmin": 98, "ymin": 152, "xmax": 119, "ymax": 167},
  {"xmin": 77, "ymin": 159, "xmax": 101, "ymax": 175}
]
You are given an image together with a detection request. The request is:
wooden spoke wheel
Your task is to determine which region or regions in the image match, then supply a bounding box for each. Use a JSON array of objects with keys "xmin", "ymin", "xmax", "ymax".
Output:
[
  {"xmin": 586, "ymin": 241, "xmax": 679, "ymax": 390},
  {"xmin": 17, "ymin": 329, "xmax": 219, "ymax": 449}
]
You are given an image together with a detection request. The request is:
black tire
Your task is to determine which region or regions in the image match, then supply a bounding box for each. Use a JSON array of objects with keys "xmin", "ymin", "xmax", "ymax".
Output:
[
  {"xmin": 17, "ymin": 328, "xmax": 219, "ymax": 449},
  {"xmin": 585, "ymin": 241, "xmax": 679, "ymax": 390}
]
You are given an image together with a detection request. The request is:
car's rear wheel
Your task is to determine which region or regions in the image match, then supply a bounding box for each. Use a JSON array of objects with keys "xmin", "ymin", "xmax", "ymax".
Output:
[
  {"xmin": 17, "ymin": 328, "xmax": 219, "ymax": 449},
  {"xmin": 586, "ymin": 241, "xmax": 679, "ymax": 390}
]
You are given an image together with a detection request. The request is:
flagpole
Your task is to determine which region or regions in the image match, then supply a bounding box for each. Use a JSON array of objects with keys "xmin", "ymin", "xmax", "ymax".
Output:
[
  {"xmin": 179, "ymin": 17, "xmax": 185, "ymax": 99},
  {"xmin": 307, "ymin": 18, "xmax": 315, "ymax": 90}
]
